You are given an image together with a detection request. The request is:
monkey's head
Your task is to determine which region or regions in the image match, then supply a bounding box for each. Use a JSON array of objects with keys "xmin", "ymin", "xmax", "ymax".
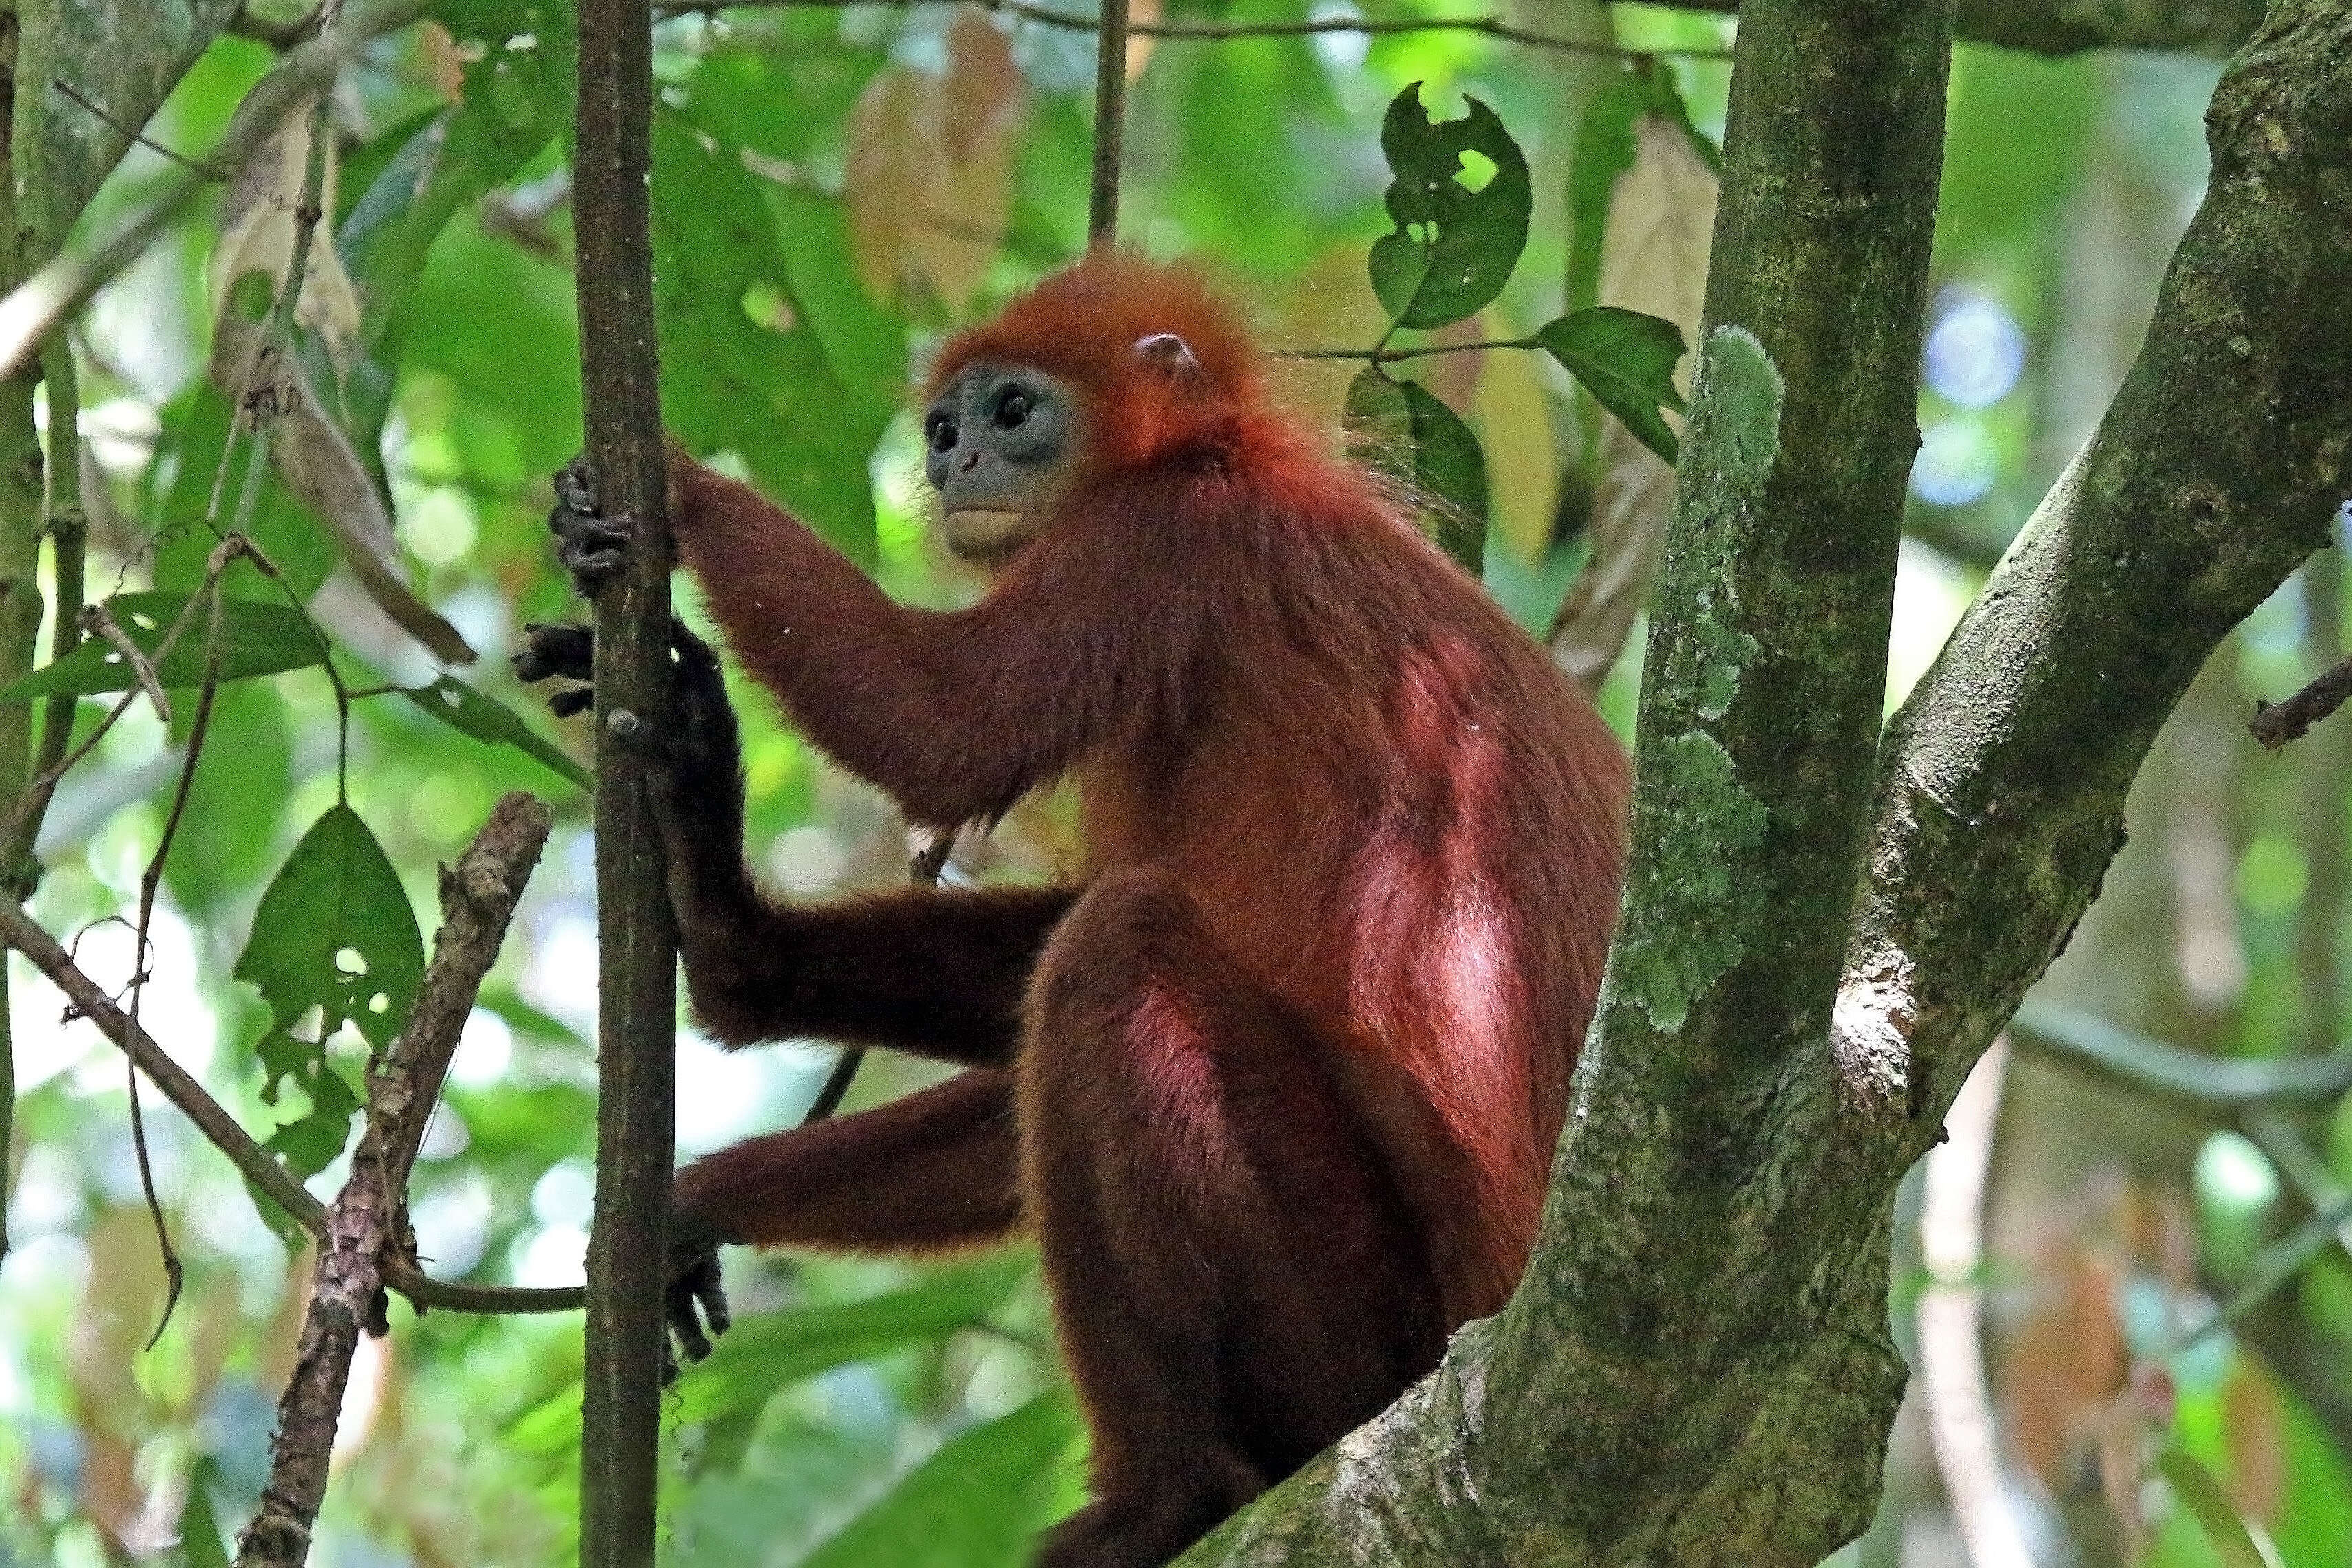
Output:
[{"xmin": 922, "ymin": 253, "xmax": 1265, "ymax": 569}]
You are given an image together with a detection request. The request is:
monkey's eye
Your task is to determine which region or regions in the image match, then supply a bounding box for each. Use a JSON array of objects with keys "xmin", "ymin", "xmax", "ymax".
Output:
[
  {"xmin": 924, "ymin": 410, "xmax": 958, "ymax": 453},
  {"xmin": 991, "ymin": 388, "xmax": 1033, "ymax": 431}
]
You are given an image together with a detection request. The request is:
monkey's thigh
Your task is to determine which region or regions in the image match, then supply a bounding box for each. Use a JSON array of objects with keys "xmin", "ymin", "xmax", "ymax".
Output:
[{"xmin": 1020, "ymin": 866, "xmax": 1441, "ymax": 1486}]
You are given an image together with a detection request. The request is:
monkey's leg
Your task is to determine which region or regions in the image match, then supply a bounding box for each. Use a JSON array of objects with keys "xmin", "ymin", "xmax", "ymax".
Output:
[
  {"xmin": 1021, "ymin": 868, "xmax": 1441, "ymax": 1568},
  {"xmin": 674, "ymin": 1067, "xmax": 1020, "ymax": 1253}
]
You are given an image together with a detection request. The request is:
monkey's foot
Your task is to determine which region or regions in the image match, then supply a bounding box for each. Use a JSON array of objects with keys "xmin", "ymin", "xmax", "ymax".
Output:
[
  {"xmin": 660, "ymin": 1217, "xmax": 734, "ymax": 1385},
  {"xmin": 549, "ymin": 459, "xmax": 635, "ymax": 596},
  {"xmin": 511, "ymin": 622, "xmax": 596, "ymax": 717},
  {"xmin": 1036, "ymin": 1452, "xmax": 1263, "ymax": 1568}
]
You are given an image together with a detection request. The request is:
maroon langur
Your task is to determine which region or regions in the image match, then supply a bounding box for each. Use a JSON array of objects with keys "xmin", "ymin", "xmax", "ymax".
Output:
[{"xmin": 522, "ymin": 253, "xmax": 1629, "ymax": 1568}]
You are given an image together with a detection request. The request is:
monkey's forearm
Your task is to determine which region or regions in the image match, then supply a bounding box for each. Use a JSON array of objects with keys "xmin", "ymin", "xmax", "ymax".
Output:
[{"xmin": 676, "ymin": 880, "xmax": 1075, "ymax": 1067}]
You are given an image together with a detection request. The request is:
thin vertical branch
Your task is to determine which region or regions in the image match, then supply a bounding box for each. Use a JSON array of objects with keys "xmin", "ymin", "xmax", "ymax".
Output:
[
  {"xmin": 2298, "ymin": 543, "xmax": 2345, "ymax": 1052},
  {"xmin": 1087, "ymin": 0, "xmax": 1130, "ymax": 245},
  {"xmin": 573, "ymin": 0, "xmax": 678, "ymax": 1560}
]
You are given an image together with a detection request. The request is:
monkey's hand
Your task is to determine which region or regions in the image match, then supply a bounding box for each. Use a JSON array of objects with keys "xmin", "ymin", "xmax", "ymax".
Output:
[
  {"xmin": 660, "ymin": 1212, "xmax": 733, "ymax": 1385},
  {"xmin": 548, "ymin": 458, "xmax": 635, "ymax": 597}
]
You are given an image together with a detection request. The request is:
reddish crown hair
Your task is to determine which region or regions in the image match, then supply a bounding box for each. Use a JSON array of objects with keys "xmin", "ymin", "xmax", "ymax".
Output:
[{"xmin": 926, "ymin": 253, "xmax": 1272, "ymax": 472}]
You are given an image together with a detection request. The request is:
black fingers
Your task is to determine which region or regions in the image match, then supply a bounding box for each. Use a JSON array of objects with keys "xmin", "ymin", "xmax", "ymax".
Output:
[
  {"xmin": 511, "ymin": 622, "xmax": 596, "ymax": 719},
  {"xmin": 662, "ymin": 1244, "xmax": 731, "ymax": 1385},
  {"xmin": 549, "ymin": 458, "xmax": 635, "ymax": 596}
]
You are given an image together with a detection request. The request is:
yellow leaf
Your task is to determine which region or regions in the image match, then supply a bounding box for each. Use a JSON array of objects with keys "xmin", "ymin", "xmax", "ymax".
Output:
[{"xmin": 1472, "ymin": 310, "xmax": 1557, "ymax": 567}]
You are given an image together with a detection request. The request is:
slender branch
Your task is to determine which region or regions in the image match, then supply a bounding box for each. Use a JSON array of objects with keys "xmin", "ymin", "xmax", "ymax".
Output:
[
  {"xmin": 1087, "ymin": 0, "xmax": 1131, "ymax": 243},
  {"xmin": 2179, "ymin": 1193, "xmax": 2352, "ymax": 1353},
  {"xmin": 1282, "ymin": 335, "xmax": 1534, "ymax": 363},
  {"xmin": 0, "ymin": 894, "xmax": 328, "ymax": 1234},
  {"xmin": 574, "ymin": 0, "xmax": 679, "ymax": 1556},
  {"xmin": 680, "ymin": 0, "xmax": 1728, "ymax": 59},
  {"xmin": 48, "ymin": 80, "xmax": 219, "ymax": 177},
  {"xmin": 2251, "ymin": 651, "xmax": 2352, "ymax": 749},
  {"xmin": 236, "ymin": 791, "xmax": 551, "ymax": 1568},
  {"xmin": 1660, "ymin": 0, "xmax": 2257, "ymax": 56},
  {"xmin": 2008, "ymin": 1001, "xmax": 2352, "ymax": 1115},
  {"xmin": 6, "ymin": 338, "xmax": 88, "ymax": 886},
  {"xmin": 0, "ymin": 0, "xmax": 428, "ymax": 384}
]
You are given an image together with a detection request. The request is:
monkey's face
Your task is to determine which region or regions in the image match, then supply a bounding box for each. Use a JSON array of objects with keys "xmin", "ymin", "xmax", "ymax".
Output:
[{"xmin": 923, "ymin": 363, "xmax": 1078, "ymax": 568}]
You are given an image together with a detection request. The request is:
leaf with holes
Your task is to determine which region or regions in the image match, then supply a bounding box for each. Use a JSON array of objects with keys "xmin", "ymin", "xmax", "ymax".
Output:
[
  {"xmin": 0, "ymin": 592, "xmax": 322, "ymax": 703},
  {"xmin": 235, "ymin": 805, "xmax": 424, "ymax": 1178},
  {"xmin": 1344, "ymin": 367, "xmax": 1488, "ymax": 574},
  {"xmin": 1368, "ymin": 84, "xmax": 1531, "ymax": 332},
  {"xmin": 400, "ymin": 676, "xmax": 588, "ymax": 788},
  {"xmin": 1536, "ymin": 308, "xmax": 1690, "ymax": 466}
]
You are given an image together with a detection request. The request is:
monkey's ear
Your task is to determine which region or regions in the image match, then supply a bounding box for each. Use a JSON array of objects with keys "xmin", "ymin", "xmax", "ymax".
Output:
[{"xmin": 1133, "ymin": 332, "xmax": 1202, "ymax": 382}]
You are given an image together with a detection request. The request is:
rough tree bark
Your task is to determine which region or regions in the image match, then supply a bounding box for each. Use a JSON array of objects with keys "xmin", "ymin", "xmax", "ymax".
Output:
[
  {"xmin": 1181, "ymin": 0, "xmax": 2352, "ymax": 1562},
  {"xmin": 572, "ymin": 0, "xmax": 677, "ymax": 1562},
  {"xmin": 1657, "ymin": 0, "xmax": 2263, "ymax": 54}
]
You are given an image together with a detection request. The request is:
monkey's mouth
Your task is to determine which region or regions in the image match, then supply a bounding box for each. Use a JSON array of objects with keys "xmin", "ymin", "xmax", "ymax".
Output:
[{"xmin": 944, "ymin": 508, "xmax": 1032, "ymax": 565}]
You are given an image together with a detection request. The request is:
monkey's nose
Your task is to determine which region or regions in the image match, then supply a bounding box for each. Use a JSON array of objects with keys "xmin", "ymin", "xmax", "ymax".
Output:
[{"xmin": 957, "ymin": 450, "xmax": 982, "ymax": 474}]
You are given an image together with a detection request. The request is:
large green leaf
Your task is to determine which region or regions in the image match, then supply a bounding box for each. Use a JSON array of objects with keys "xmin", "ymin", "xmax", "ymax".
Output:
[
  {"xmin": 1536, "ymin": 308, "xmax": 1691, "ymax": 466},
  {"xmin": 2157, "ymin": 1445, "xmax": 2286, "ymax": 1568},
  {"xmin": 235, "ymin": 805, "xmax": 424, "ymax": 1178},
  {"xmin": 652, "ymin": 108, "xmax": 886, "ymax": 568},
  {"xmin": 1344, "ymin": 368, "xmax": 1489, "ymax": 574},
  {"xmin": 399, "ymin": 676, "xmax": 588, "ymax": 788},
  {"xmin": 1368, "ymin": 85, "xmax": 1532, "ymax": 332},
  {"xmin": 797, "ymin": 1393, "xmax": 1084, "ymax": 1568},
  {"xmin": 0, "ymin": 591, "xmax": 321, "ymax": 703},
  {"xmin": 677, "ymin": 1257, "xmax": 1032, "ymax": 1428}
]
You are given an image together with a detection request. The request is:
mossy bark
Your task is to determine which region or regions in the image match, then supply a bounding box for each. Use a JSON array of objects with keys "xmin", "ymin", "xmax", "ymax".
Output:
[
  {"xmin": 1181, "ymin": 2, "xmax": 2352, "ymax": 1564},
  {"xmin": 1660, "ymin": 0, "xmax": 2262, "ymax": 54}
]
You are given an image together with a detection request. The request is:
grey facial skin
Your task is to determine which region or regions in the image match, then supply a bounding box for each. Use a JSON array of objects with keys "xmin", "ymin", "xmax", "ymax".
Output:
[{"xmin": 922, "ymin": 362, "xmax": 1076, "ymax": 565}]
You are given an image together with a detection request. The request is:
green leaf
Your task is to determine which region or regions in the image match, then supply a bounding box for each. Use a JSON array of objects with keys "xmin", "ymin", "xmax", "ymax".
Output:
[
  {"xmin": 1343, "ymin": 368, "xmax": 1488, "ymax": 574},
  {"xmin": 652, "ymin": 107, "xmax": 886, "ymax": 569},
  {"xmin": 0, "ymin": 591, "xmax": 322, "ymax": 703},
  {"xmin": 399, "ymin": 676, "xmax": 588, "ymax": 788},
  {"xmin": 1536, "ymin": 308, "xmax": 1691, "ymax": 465},
  {"xmin": 677, "ymin": 1257, "xmax": 1032, "ymax": 1428},
  {"xmin": 798, "ymin": 1393, "xmax": 1085, "ymax": 1568},
  {"xmin": 235, "ymin": 805, "xmax": 425, "ymax": 1178},
  {"xmin": 2157, "ymin": 1446, "xmax": 2286, "ymax": 1568},
  {"xmin": 1369, "ymin": 84, "xmax": 1532, "ymax": 331}
]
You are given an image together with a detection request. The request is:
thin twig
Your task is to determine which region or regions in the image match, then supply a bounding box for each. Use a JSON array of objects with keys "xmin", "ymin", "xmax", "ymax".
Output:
[
  {"xmin": 236, "ymin": 791, "xmax": 552, "ymax": 1568},
  {"xmin": 2178, "ymin": 1193, "xmax": 2352, "ymax": 1354},
  {"xmin": 686, "ymin": 0, "xmax": 1729, "ymax": 61},
  {"xmin": 1281, "ymin": 334, "xmax": 1536, "ymax": 363},
  {"xmin": 48, "ymin": 80, "xmax": 219, "ymax": 177},
  {"xmin": 2252, "ymin": 651, "xmax": 2352, "ymax": 750},
  {"xmin": 1087, "ymin": 0, "xmax": 1130, "ymax": 245},
  {"xmin": 0, "ymin": 0, "xmax": 428, "ymax": 383},
  {"xmin": 6, "ymin": 338, "xmax": 89, "ymax": 889},
  {"xmin": 122, "ymin": 573, "xmax": 234, "ymax": 1349},
  {"xmin": 2010, "ymin": 1000, "xmax": 2352, "ymax": 1113},
  {"xmin": 81, "ymin": 603, "xmax": 171, "ymax": 722},
  {"xmin": 0, "ymin": 895, "xmax": 328, "ymax": 1233}
]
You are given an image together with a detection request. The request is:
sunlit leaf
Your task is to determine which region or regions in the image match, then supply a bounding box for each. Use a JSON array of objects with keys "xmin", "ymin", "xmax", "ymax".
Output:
[
  {"xmin": 235, "ymin": 805, "xmax": 424, "ymax": 1178},
  {"xmin": 0, "ymin": 591, "xmax": 320, "ymax": 702},
  {"xmin": 1369, "ymin": 84, "xmax": 1532, "ymax": 331},
  {"xmin": 1536, "ymin": 308, "xmax": 1690, "ymax": 466},
  {"xmin": 399, "ymin": 676, "xmax": 588, "ymax": 788},
  {"xmin": 1567, "ymin": 60, "xmax": 1717, "ymax": 315},
  {"xmin": 677, "ymin": 1256, "xmax": 1032, "ymax": 1428},
  {"xmin": 797, "ymin": 1393, "xmax": 1085, "ymax": 1568},
  {"xmin": 2158, "ymin": 1445, "xmax": 2287, "ymax": 1568}
]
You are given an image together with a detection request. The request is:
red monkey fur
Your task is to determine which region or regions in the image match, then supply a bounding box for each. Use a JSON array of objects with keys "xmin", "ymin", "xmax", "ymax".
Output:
[{"xmin": 658, "ymin": 254, "xmax": 1628, "ymax": 1567}]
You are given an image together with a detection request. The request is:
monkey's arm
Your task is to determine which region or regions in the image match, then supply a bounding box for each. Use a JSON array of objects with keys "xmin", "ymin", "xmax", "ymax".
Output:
[
  {"xmin": 662, "ymin": 459, "xmax": 1227, "ymax": 826},
  {"xmin": 516, "ymin": 618, "xmax": 1070, "ymax": 1067}
]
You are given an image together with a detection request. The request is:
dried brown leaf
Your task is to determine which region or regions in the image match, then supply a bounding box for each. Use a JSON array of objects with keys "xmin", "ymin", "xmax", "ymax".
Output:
[{"xmin": 1549, "ymin": 112, "xmax": 1716, "ymax": 690}]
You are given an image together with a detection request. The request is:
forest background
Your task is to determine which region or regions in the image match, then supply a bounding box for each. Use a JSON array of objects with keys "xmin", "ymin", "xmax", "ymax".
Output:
[{"xmin": 0, "ymin": 1, "xmax": 2346, "ymax": 1566}]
